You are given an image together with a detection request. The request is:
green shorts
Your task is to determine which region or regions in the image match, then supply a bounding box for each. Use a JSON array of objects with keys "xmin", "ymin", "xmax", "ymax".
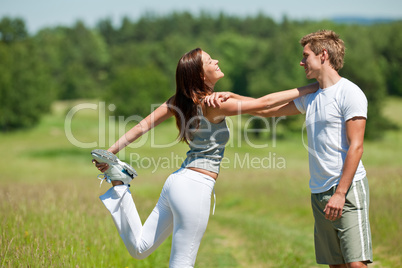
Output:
[{"xmin": 311, "ymin": 177, "xmax": 373, "ymax": 265}]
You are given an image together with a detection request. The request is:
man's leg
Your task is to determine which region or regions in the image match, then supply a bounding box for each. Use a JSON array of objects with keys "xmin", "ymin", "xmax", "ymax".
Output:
[
  {"xmin": 347, "ymin": 261, "xmax": 368, "ymax": 268},
  {"xmin": 312, "ymin": 180, "xmax": 372, "ymax": 266},
  {"xmin": 311, "ymin": 189, "xmax": 346, "ymax": 265},
  {"xmin": 335, "ymin": 178, "xmax": 372, "ymax": 265},
  {"xmin": 329, "ymin": 264, "xmax": 347, "ymax": 268},
  {"xmin": 329, "ymin": 260, "xmax": 368, "ymax": 268}
]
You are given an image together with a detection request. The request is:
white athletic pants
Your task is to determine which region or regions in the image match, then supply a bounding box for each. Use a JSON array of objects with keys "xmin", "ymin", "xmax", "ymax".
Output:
[{"xmin": 100, "ymin": 168, "xmax": 216, "ymax": 268}]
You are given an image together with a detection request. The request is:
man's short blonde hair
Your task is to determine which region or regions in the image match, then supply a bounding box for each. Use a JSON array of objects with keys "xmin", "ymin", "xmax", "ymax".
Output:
[{"xmin": 300, "ymin": 30, "xmax": 345, "ymax": 71}]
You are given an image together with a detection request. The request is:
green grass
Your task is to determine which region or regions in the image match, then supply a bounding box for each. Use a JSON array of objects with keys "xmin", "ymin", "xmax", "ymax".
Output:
[{"xmin": 0, "ymin": 98, "xmax": 401, "ymax": 267}]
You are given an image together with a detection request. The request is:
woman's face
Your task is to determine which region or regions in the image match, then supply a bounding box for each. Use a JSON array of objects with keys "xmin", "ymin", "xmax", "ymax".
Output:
[{"xmin": 202, "ymin": 51, "xmax": 224, "ymax": 88}]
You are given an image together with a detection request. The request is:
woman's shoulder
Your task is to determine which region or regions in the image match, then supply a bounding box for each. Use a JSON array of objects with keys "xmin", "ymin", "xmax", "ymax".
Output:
[{"xmin": 201, "ymin": 103, "xmax": 226, "ymax": 124}]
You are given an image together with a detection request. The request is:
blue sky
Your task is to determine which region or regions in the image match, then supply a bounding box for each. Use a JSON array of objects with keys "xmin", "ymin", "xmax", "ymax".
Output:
[{"xmin": 1, "ymin": 0, "xmax": 402, "ymax": 33}]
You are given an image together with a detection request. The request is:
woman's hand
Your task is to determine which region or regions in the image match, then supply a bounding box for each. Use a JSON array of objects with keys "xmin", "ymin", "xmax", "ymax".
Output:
[
  {"xmin": 92, "ymin": 159, "xmax": 109, "ymax": 173},
  {"xmin": 204, "ymin": 92, "xmax": 231, "ymax": 107}
]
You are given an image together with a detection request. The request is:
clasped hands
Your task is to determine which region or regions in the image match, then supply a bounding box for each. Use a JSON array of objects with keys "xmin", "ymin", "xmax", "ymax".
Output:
[{"xmin": 203, "ymin": 92, "xmax": 231, "ymax": 107}]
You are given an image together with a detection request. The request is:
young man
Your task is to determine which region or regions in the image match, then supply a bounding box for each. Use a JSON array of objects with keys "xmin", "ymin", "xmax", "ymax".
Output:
[
  {"xmin": 213, "ymin": 30, "xmax": 373, "ymax": 267},
  {"xmin": 296, "ymin": 30, "xmax": 373, "ymax": 268},
  {"xmin": 274, "ymin": 30, "xmax": 373, "ymax": 268}
]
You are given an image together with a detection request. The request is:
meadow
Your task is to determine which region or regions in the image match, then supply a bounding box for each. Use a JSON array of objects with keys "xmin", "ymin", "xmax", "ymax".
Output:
[{"xmin": 0, "ymin": 98, "xmax": 401, "ymax": 267}]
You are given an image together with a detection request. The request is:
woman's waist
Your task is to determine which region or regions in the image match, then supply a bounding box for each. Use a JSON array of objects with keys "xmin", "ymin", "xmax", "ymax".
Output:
[
  {"xmin": 181, "ymin": 156, "xmax": 221, "ymax": 178},
  {"xmin": 186, "ymin": 167, "xmax": 218, "ymax": 180}
]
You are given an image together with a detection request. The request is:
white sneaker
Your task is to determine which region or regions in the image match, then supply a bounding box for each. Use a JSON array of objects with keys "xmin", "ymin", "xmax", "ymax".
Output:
[{"xmin": 91, "ymin": 149, "xmax": 137, "ymax": 185}]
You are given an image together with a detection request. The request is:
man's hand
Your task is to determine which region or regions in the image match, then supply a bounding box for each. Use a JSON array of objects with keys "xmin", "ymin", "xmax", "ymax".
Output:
[
  {"xmin": 323, "ymin": 192, "xmax": 345, "ymax": 221},
  {"xmin": 204, "ymin": 92, "xmax": 230, "ymax": 108}
]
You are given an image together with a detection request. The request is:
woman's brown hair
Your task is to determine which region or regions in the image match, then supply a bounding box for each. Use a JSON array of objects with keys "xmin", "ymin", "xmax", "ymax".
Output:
[{"xmin": 170, "ymin": 48, "xmax": 213, "ymax": 143}]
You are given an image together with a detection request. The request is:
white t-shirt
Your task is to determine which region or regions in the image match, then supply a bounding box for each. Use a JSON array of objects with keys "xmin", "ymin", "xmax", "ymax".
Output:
[{"xmin": 294, "ymin": 78, "xmax": 367, "ymax": 193}]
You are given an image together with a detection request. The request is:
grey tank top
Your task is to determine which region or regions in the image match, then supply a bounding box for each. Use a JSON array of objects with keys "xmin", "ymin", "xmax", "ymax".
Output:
[{"xmin": 181, "ymin": 106, "xmax": 230, "ymax": 173}]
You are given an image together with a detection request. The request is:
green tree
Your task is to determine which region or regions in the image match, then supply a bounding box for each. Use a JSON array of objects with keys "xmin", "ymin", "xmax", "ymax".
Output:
[
  {"xmin": 106, "ymin": 65, "xmax": 172, "ymax": 118},
  {"xmin": 0, "ymin": 17, "xmax": 27, "ymax": 43},
  {"xmin": 376, "ymin": 22, "xmax": 402, "ymax": 96},
  {"xmin": 96, "ymin": 18, "xmax": 118, "ymax": 45},
  {"xmin": 341, "ymin": 25, "xmax": 391, "ymax": 139},
  {"xmin": 1, "ymin": 12, "xmax": 399, "ymax": 138},
  {"xmin": 0, "ymin": 18, "xmax": 54, "ymax": 131},
  {"xmin": 35, "ymin": 21, "xmax": 109, "ymax": 100},
  {"xmin": 215, "ymin": 32, "xmax": 260, "ymax": 96}
]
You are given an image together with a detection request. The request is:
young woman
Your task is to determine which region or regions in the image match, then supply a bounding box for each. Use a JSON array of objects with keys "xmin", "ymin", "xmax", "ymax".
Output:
[{"xmin": 93, "ymin": 48, "xmax": 318, "ymax": 267}]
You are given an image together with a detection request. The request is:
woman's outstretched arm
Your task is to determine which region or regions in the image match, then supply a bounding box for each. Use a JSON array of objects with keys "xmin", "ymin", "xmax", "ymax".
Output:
[
  {"xmin": 207, "ymin": 82, "xmax": 318, "ymax": 117},
  {"xmin": 108, "ymin": 100, "xmax": 174, "ymax": 154}
]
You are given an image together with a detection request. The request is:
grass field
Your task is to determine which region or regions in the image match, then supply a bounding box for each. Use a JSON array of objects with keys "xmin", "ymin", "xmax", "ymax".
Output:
[{"xmin": 0, "ymin": 97, "xmax": 401, "ymax": 267}]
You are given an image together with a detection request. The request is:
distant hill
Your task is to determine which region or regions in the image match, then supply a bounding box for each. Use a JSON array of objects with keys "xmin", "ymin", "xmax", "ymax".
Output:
[{"xmin": 332, "ymin": 16, "xmax": 400, "ymax": 25}]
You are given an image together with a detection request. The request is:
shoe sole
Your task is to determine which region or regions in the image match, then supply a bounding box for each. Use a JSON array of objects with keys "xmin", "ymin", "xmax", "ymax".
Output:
[
  {"xmin": 91, "ymin": 149, "xmax": 119, "ymax": 165},
  {"xmin": 91, "ymin": 149, "xmax": 138, "ymax": 178}
]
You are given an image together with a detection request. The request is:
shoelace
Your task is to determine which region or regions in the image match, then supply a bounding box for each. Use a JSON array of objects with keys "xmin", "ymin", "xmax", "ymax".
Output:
[
  {"xmin": 97, "ymin": 173, "xmax": 111, "ymax": 187},
  {"xmin": 97, "ymin": 173, "xmax": 130, "ymax": 187}
]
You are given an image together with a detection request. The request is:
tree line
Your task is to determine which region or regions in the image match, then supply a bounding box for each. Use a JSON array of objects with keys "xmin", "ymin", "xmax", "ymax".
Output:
[{"xmin": 1, "ymin": 13, "xmax": 401, "ymax": 138}]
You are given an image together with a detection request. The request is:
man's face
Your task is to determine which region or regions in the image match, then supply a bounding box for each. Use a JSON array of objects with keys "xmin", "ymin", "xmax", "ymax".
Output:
[{"xmin": 300, "ymin": 44, "xmax": 323, "ymax": 80}]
